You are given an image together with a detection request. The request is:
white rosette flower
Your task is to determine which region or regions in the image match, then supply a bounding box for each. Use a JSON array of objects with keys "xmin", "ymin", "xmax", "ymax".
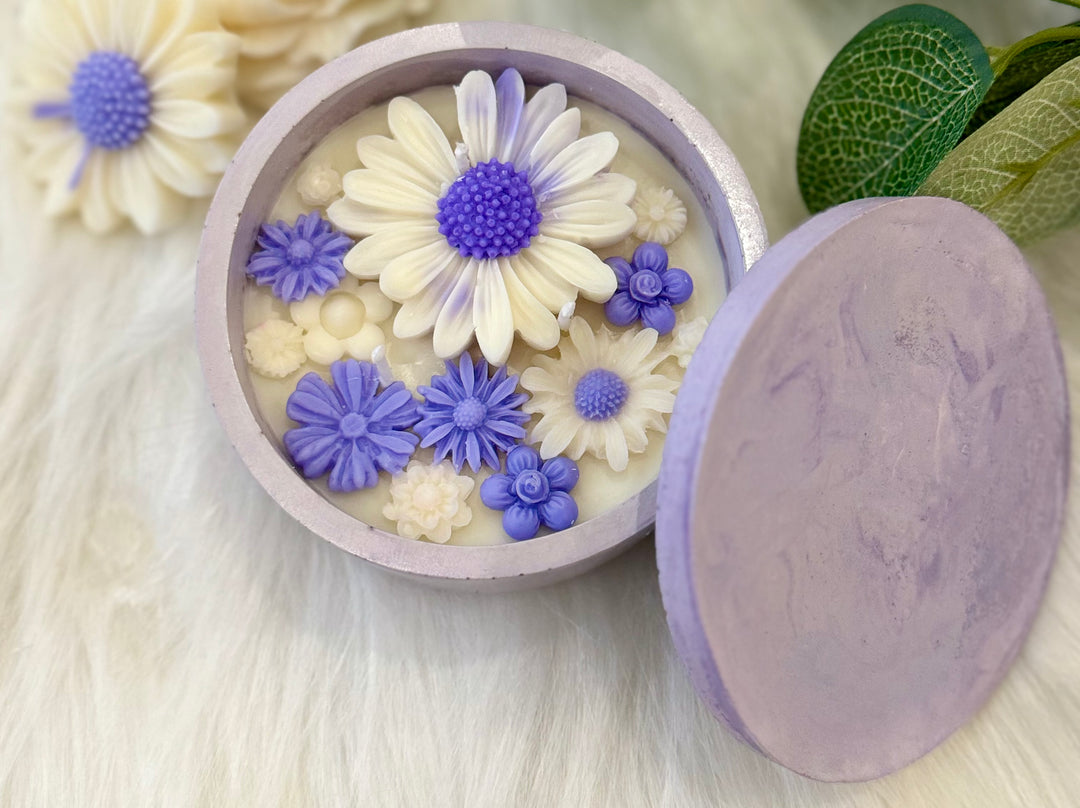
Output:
[
  {"xmin": 668, "ymin": 315, "xmax": 709, "ymax": 368},
  {"xmin": 631, "ymin": 182, "xmax": 688, "ymax": 245},
  {"xmin": 15, "ymin": 0, "xmax": 246, "ymax": 234},
  {"xmin": 328, "ymin": 68, "xmax": 638, "ymax": 366},
  {"xmin": 218, "ymin": 0, "xmax": 434, "ymax": 109},
  {"xmin": 296, "ymin": 162, "xmax": 343, "ymax": 208},
  {"xmin": 244, "ymin": 318, "xmax": 307, "ymax": 378},
  {"xmin": 383, "ymin": 461, "xmax": 474, "ymax": 543},
  {"xmin": 289, "ymin": 276, "xmax": 394, "ymax": 365},
  {"xmin": 521, "ymin": 318, "xmax": 677, "ymax": 472}
]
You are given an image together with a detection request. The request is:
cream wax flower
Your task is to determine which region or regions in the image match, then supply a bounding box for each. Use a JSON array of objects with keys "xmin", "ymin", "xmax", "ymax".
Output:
[
  {"xmin": 244, "ymin": 318, "xmax": 307, "ymax": 378},
  {"xmin": 328, "ymin": 68, "xmax": 638, "ymax": 366},
  {"xmin": 17, "ymin": 0, "xmax": 245, "ymax": 234},
  {"xmin": 521, "ymin": 318, "xmax": 677, "ymax": 473},
  {"xmin": 383, "ymin": 461, "xmax": 474, "ymax": 543},
  {"xmin": 668, "ymin": 315, "xmax": 709, "ymax": 368},
  {"xmin": 631, "ymin": 183, "xmax": 687, "ymax": 245},
  {"xmin": 218, "ymin": 0, "xmax": 433, "ymax": 109},
  {"xmin": 289, "ymin": 276, "xmax": 393, "ymax": 365}
]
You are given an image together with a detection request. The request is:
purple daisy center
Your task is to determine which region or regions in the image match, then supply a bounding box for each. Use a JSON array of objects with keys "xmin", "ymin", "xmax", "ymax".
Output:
[
  {"xmin": 452, "ymin": 396, "xmax": 488, "ymax": 431},
  {"xmin": 338, "ymin": 412, "xmax": 368, "ymax": 440},
  {"xmin": 513, "ymin": 470, "xmax": 550, "ymax": 506},
  {"xmin": 287, "ymin": 239, "xmax": 315, "ymax": 264},
  {"xmin": 69, "ymin": 51, "xmax": 151, "ymax": 151},
  {"xmin": 574, "ymin": 368, "xmax": 629, "ymax": 422},
  {"xmin": 436, "ymin": 159, "xmax": 542, "ymax": 260}
]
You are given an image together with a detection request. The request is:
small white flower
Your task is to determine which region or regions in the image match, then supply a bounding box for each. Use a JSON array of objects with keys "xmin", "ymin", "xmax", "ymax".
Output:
[
  {"xmin": 289, "ymin": 276, "xmax": 393, "ymax": 365},
  {"xmin": 631, "ymin": 183, "xmax": 687, "ymax": 245},
  {"xmin": 383, "ymin": 461, "xmax": 474, "ymax": 543},
  {"xmin": 521, "ymin": 317, "xmax": 677, "ymax": 472},
  {"xmin": 244, "ymin": 318, "xmax": 307, "ymax": 378},
  {"xmin": 15, "ymin": 0, "xmax": 246, "ymax": 234},
  {"xmin": 217, "ymin": 0, "xmax": 434, "ymax": 109},
  {"xmin": 669, "ymin": 315, "xmax": 709, "ymax": 368},
  {"xmin": 328, "ymin": 68, "xmax": 638, "ymax": 367},
  {"xmin": 296, "ymin": 162, "xmax": 343, "ymax": 208}
]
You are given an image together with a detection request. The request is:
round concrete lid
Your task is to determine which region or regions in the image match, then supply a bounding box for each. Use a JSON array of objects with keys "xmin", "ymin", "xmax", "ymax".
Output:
[{"xmin": 656, "ymin": 196, "xmax": 1069, "ymax": 781}]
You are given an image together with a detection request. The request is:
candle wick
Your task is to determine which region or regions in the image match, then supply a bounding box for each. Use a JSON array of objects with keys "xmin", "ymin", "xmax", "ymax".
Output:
[
  {"xmin": 370, "ymin": 345, "xmax": 394, "ymax": 387},
  {"xmin": 557, "ymin": 301, "xmax": 575, "ymax": 330}
]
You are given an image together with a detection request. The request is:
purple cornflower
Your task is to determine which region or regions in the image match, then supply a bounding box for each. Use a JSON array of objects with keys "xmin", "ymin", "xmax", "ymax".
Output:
[
  {"xmin": 479, "ymin": 445, "xmax": 579, "ymax": 541},
  {"xmin": 247, "ymin": 213, "xmax": 352, "ymax": 303},
  {"xmin": 284, "ymin": 360, "xmax": 420, "ymax": 492},
  {"xmin": 603, "ymin": 242, "xmax": 694, "ymax": 335},
  {"xmin": 415, "ymin": 353, "xmax": 530, "ymax": 473}
]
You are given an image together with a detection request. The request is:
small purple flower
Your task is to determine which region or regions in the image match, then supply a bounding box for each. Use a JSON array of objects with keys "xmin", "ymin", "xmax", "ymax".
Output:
[
  {"xmin": 604, "ymin": 242, "xmax": 694, "ymax": 335},
  {"xmin": 416, "ymin": 353, "xmax": 530, "ymax": 473},
  {"xmin": 247, "ymin": 213, "xmax": 352, "ymax": 303},
  {"xmin": 480, "ymin": 446, "xmax": 580, "ymax": 541},
  {"xmin": 284, "ymin": 360, "xmax": 420, "ymax": 492}
]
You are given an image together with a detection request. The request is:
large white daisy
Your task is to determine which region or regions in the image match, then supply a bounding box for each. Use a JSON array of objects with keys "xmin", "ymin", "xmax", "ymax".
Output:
[
  {"xmin": 14, "ymin": 0, "xmax": 245, "ymax": 234},
  {"xmin": 327, "ymin": 68, "xmax": 638, "ymax": 367},
  {"xmin": 520, "ymin": 318, "xmax": 677, "ymax": 473},
  {"xmin": 217, "ymin": 0, "xmax": 433, "ymax": 109}
]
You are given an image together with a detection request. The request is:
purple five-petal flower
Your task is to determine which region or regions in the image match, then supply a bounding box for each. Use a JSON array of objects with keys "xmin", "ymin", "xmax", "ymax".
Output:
[
  {"xmin": 603, "ymin": 242, "xmax": 693, "ymax": 335},
  {"xmin": 480, "ymin": 445, "xmax": 579, "ymax": 541},
  {"xmin": 284, "ymin": 360, "xmax": 420, "ymax": 493},
  {"xmin": 246, "ymin": 212, "xmax": 352, "ymax": 303}
]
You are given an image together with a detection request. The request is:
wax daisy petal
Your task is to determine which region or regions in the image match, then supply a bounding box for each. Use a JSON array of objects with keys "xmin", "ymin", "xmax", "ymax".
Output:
[
  {"xmin": 383, "ymin": 461, "xmax": 474, "ymax": 544},
  {"xmin": 329, "ymin": 67, "xmax": 635, "ymax": 364},
  {"xmin": 284, "ymin": 359, "xmax": 419, "ymax": 492},
  {"xmin": 603, "ymin": 242, "xmax": 694, "ymax": 336},
  {"xmin": 521, "ymin": 318, "xmax": 676, "ymax": 472},
  {"xmin": 343, "ymin": 223, "xmax": 443, "ymax": 279},
  {"xmin": 509, "ymin": 83, "xmax": 567, "ymax": 166},
  {"xmin": 244, "ymin": 318, "xmax": 306, "ymax": 378},
  {"xmin": 539, "ymin": 199, "xmax": 639, "ymax": 248},
  {"xmin": 457, "ymin": 69, "xmax": 499, "ymax": 164},
  {"xmin": 480, "ymin": 445, "xmax": 580, "ymax": 541},
  {"xmin": 17, "ymin": 0, "xmax": 244, "ymax": 234},
  {"xmin": 415, "ymin": 353, "xmax": 530, "ymax": 473},
  {"xmin": 386, "ymin": 97, "xmax": 459, "ymax": 185},
  {"xmin": 530, "ymin": 132, "xmax": 619, "ymax": 197},
  {"xmin": 547, "ymin": 172, "xmax": 637, "ymax": 208}
]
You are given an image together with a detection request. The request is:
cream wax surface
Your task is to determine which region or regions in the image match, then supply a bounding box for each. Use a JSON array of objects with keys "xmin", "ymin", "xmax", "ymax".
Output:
[{"xmin": 243, "ymin": 84, "xmax": 726, "ymax": 545}]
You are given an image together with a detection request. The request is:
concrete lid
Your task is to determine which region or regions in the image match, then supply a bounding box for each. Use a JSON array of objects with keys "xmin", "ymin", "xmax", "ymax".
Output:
[{"xmin": 657, "ymin": 196, "xmax": 1069, "ymax": 781}]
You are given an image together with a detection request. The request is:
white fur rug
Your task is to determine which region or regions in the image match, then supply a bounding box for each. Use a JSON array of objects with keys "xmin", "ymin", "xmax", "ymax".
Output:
[{"xmin": 2, "ymin": 0, "xmax": 1079, "ymax": 805}]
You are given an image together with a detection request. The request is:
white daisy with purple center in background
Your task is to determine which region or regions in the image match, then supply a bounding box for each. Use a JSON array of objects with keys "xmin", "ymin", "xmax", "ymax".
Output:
[
  {"xmin": 328, "ymin": 68, "xmax": 638, "ymax": 366},
  {"xmin": 16, "ymin": 0, "xmax": 245, "ymax": 234}
]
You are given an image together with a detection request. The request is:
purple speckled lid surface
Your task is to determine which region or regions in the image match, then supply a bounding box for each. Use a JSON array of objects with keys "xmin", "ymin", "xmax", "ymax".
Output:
[{"xmin": 656, "ymin": 196, "xmax": 1069, "ymax": 782}]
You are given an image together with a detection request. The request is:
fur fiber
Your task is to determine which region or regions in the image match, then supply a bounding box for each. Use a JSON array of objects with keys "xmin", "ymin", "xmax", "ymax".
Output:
[{"xmin": 2, "ymin": 0, "xmax": 1079, "ymax": 805}]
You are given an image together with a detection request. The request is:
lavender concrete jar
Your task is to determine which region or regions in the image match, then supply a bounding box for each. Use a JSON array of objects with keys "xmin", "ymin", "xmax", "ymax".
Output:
[{"xmin": 196, "ymin": 22, "xmax": 768, "ymax": 592}]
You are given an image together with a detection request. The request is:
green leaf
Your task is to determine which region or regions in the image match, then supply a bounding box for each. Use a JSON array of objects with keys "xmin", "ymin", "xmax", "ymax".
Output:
[
  {"xmin": 797, "ymin": 4, "xmax": 993, "ymax": 213},
  {"xmin": 918, "ymin": 55, "xmax": 1080, "ymax": 244},
  {"xmin": 1051, "ymin": 0, "xmax": 1080, "ymax": 8},
  {"xmin": 965, "ymin": 24, "xmax": 1080, "ymax": 137}
]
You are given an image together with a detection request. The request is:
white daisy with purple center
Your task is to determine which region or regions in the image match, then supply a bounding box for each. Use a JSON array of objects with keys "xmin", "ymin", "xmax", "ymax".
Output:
[
  {"xmin": 18, "ymin": 0, "xmax": 245, "ymax": 233},
  {"xmin": 520, "ymin": 318, "xmax": 677, "ymax": 472},
  {"xmin": 328, "ymin": 68, "xmax": 638, "ymax": 366}
]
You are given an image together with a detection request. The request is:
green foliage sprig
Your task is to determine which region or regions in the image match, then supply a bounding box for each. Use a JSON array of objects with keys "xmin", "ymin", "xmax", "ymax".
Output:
[{"xmin": 798, "ymin": 1, "xmax": 1080, "ymax": 243}]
